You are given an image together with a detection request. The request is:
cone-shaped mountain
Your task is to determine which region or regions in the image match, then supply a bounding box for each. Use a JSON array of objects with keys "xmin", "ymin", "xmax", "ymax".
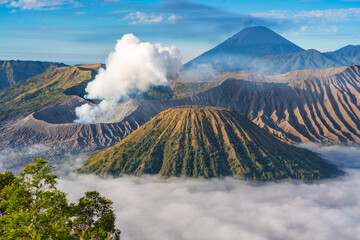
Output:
[
  {"xmin": 80, "ymin": 106, "xmax": 341, "ymax": 181},
  {"xmin": 185, "ymin": 26, "xmax": 304, "ymax": 70}
]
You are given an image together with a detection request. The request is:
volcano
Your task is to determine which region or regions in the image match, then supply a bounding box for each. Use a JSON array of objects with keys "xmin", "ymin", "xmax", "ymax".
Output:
[
  {"xmin": 80, "ymin": 106, "xmax": 341, "ymax": 181},
  {"xmin": 185, "ymin": 26, "xmax": 304, "ymax": 71}
]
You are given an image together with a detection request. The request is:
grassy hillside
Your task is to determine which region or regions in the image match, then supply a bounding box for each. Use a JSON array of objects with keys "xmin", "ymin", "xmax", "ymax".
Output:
[
  {"xmin": 0, "ymin": 64, "xmax": 101, "ymax": 122},
  {"xmin": 0, "ymin": 60, "xmax": 65, "ymax": 91},
  {"xmin": 142, "ymin": 76, "xmax": 223, "ymax": 100},
  {"xmin": 171, "ymin": 80, "xmax": 221, "ymax": 99},
  {"xmin": 80, "ymin": 106, "xmax": 342, "ymax": 181}
]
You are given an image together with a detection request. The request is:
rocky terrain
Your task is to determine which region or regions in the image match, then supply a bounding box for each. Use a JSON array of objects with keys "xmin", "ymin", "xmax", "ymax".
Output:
[
  {"xmin": 0, "ymin": 96, "xmax": 142, "ymax": 154},
  {"xmin": 80, "ymin": 106, "xmax": 342, "ymax": 180},
  {"xmin": 1, "ymin": 65, "xmax": 360, "ymax": 155}
]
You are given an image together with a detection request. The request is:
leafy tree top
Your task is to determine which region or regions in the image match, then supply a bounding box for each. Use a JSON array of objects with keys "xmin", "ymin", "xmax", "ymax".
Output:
[{"xmin": 0, "ymin": 158, "xmax": 121, "ymax": 240}]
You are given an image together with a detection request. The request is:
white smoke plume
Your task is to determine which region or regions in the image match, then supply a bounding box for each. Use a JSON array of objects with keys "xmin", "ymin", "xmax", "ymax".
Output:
[{"xmin": 75, "ymin": 34, "xmax": 182, "ymax": 124}]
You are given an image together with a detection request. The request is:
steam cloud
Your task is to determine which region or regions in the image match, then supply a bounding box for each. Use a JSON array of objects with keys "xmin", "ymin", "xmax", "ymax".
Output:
[
  {"xmin": 180, "ymin": 63, "xmax": 218, "ymax": 82},
  {"xmin": 2, "ymin": 144, "xmax": 360, "ymax": 239},
  {"xmin": 75, "ymin": 34, "xmax": 182, "ymax": 124},
  {"xmin": 0, "ymin": 145, "xmax": 49, "ymax": 172},
  {"xmin": 55, "ymin": 144, "xmax": 360, "ymax": 240}
]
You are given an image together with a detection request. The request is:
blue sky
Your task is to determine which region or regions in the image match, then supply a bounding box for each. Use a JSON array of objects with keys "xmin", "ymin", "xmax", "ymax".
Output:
[{"xmin": 1, "ymin": 0, "xmax": 360, "ymax": 65}]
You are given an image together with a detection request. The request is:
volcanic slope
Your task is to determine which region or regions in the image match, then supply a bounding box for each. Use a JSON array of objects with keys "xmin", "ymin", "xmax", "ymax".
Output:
[
  {"xmin": 253, "ymin": 49, "xmax": 350, "ymax": 73},
  {"xmin": 186, "ymin": 26, "xmax": 360, "ymax": 73},
  {"xmin": 0, "ymin": 60, "xmax": 65, "ymax": 91},
  {"xmin": 326, "ymin": 45, "xmax": 360, "ymax": 65},
  {"xmin": 2, "ymin": 65, "xmax": 360, "ymax": 154},
  {"xmin": 0, "ymin": 64, "xmax": 100, "ymax": 122},
  {"xmin": 99, "ymin": 65, "xmax": 360, "ymax": 145},
  {"xmin": 80, "ymin": 106, "xmax": 341, "ymax": 181},
  {"xmin": 185, "ymin": 26, "xmax": 304, "ymax": 71},
  {"xmin": 221, "ymin": 65, "xmax": 360, "ymax": 145}
]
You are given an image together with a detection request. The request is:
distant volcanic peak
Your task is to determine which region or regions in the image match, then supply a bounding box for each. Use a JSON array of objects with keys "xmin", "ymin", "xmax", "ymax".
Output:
[
  {"xmin": 185, "ymin": 26, "xmax": 304, "ymax": 70},
  {"xmin": 328, "ymin": 45, "xmax": 360, "ymax": 65},
  {"xmin": 80, "ymin": 106, "xmax": 342, "ymax": 181},
  {"xmin": 228, "ymin": 26, "xmax": 302, "ymax": 48},
  {"xmin": 334, "ymin": 44, "xmax": 360, "ymax": 52},
  {"xmin": 210, "ymin": 26, "xmax": 304, "ymax": 57},
  {"xmin": 277, "ymin": 65, "xmax": 353, "ymax": 81}
]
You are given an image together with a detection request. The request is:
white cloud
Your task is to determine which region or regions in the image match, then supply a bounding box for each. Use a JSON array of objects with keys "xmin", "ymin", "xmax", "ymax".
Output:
[
  {"xmin": 123, "ymin": 11, "xmax": 181, "ymax": 24},
  {"xmin": 167, "ymin": 15, "xmax": 181, "ymax": 23},
  {"xmin": 124, "ymin": 12, "xmax": 164, "ymax": 24},
  {"xmin": 0, "ymin": 145, "xmax": 49, "ymax": 172},
  {"xmin": 292, "ymin": 25, "xmax": 311, "ymax": 36},
  {"xmin": 251, "ymin": 10, "xmax": 292, "ymax": 19},
  {"xmin": 55, "ymin": 144, "xmax": 360, "ymax": 240},
  {"xmin": 295, "ymin": 8, "xmax": 360, "ymax": 22},
  {"xmin": 297, "ymin": 143, "xmax": 360, "ymax": 169},
  {"xmin": 1, "ymin": 0, "xmax": 78, "ymax": 10},
  {"xmin": 318, "ymin": 25, "xmax": 341, "ymax": 33},
  {"xmin": 300, "ymin": 25, "xmax": 310, "ymax": 32},
  {"xmin": 2, "ymin": 142, "xmax": 360, "ymax": 240},
  {"xmin": 251, "ymin": 8, "xmax": 360, "ymax": 22},
  {"xmin": 110, "ymin": 10, "xmax": 131, "ymax": 14},
  {"xmin": 59, "ymin": 172, "xmax": 360, "ymax": 240},
  {"xmin": 73, "ymin": 11, "xmax": 85, "ymax": 15}
]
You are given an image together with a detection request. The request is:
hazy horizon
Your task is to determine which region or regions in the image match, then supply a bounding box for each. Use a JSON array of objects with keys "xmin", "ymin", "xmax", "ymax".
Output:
[{"xmin": 1, "ymin": 0, "xmax": 360, "ymax": 64}]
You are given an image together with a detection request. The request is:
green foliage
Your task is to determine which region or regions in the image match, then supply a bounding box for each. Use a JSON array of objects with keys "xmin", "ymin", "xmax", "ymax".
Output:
[
  {"xmin": 0, "ymin": 171, "xmax": 15, "ymax": 192},
  {"xmin": 143, "ymin": 85, "xmax": 173, "ymax": 100},
  {"xmin": 0, "ymin": 158, "xmax": 121, "ymax": 239},
  {"xmin": 0, "ymin": 171, "xmax": 16, "ymax": 216},
  {"xmin": 0, "ymin": 65, "xmax": 96, "ymax": 122},
  {"xmin": 172, "ymin": 81, "xmax": 220, "ymax": 99},
  {"xmin": 0, "ymin": 158, "xmax": 72, "ymax": 239},
  {"xmin": 0, "ymin": 60, "xmax": 65, "ymax": 91},
  {"xmin": 73, "ymin": 191, "xmax": 120, "ymax": 240}
]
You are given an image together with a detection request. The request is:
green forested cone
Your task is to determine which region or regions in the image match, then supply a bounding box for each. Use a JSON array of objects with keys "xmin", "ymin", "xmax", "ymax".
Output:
[{"xmin": 80, "ymin": 106, "xmax": 342, "ymax": 181}]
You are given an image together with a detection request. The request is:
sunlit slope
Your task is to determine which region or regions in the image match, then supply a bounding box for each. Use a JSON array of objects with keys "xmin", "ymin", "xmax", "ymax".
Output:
[
  {"xmin": 0, "ymin": 64, "xmax": 101, "ymax": 122},
  {"xmin": 167, "ymin": 65, "xmax": 360, "ymax": 145},
  {"xmin": 80, "ymin": 106, "xmax": 341, "ymax": 181},
  {"xmin": 0, "ymin": 60, "xmax": 65, "ymax": 91}
]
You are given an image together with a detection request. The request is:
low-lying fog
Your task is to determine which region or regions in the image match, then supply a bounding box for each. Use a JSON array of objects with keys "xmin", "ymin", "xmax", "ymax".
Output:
[{"xmin": 1, "ymin": 144, "xmax": 360, "ymax": 240}]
